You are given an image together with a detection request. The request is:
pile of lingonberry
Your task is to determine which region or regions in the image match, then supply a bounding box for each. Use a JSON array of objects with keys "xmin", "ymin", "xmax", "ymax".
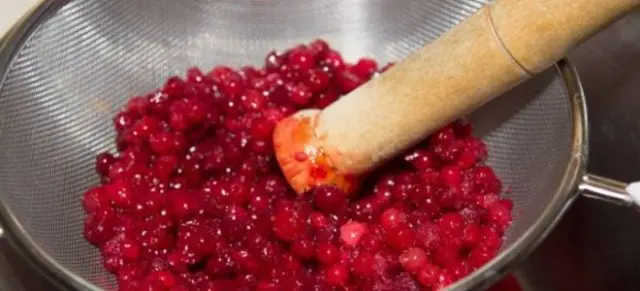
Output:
[{"xmin": 82, "ymin": 39, "xmax": 513, "ymax": 291}]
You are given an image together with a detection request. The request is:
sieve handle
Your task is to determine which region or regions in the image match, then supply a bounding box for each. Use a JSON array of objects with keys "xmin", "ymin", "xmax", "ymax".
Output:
[{"xmin": 580, "ymin": 174, "xmax": 640, "ymax": 210}]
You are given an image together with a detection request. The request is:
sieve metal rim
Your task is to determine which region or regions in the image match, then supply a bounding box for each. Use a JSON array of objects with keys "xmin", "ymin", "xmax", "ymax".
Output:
[
  {"xmin": 449, "ymin": 60, "xmax": 588, "ymax": 291},
  {"xmin": 0, "ymin": 1, "xmax": 588, "ymax": 290}
]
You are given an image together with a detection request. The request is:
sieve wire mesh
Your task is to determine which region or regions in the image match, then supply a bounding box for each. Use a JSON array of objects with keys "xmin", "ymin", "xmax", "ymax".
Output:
[{"xmin": 0, "ymin": 0, "xmax": 574, "ymax": 289}]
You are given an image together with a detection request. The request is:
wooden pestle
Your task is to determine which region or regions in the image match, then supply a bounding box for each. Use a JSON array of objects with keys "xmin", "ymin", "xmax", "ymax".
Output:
[{"xmin": 273, "ymin": 0, "xmax": 639, "ymax": 195}]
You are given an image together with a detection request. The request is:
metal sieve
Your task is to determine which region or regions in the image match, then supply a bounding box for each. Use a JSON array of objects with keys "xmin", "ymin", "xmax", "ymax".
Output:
[{"xmin": 0, "ymin": 0, "xmax": 637, "ymax": 290}]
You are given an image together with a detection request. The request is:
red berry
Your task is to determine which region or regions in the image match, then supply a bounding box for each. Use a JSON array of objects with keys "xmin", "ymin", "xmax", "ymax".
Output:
[
  {"xmin": 314, "ymin": 89, "xmax": 339, "ymax": 109},
  {"xmin": 304, "ymin": 69, "xmax": 330, "ymax": 92},
  {"xmin": 121, "ymin": 240, "xmax": 141, "ymax": 261},
  {"xmin": 321, "ymin": 50, "xmax": 345, "ymax": 71},
  {"xmin": 163, "ymin": 76, "xmax": 186, "ymax": 97},
  {"xmin": 153, "ymin": 155, "xmax": 179, "ymax": 181},
  {"xmin": 250, "ymin": 117, "xmax": 275, "ymax": 140},
  {"xmin": 441, "ymin": 165, "xmax": 463, "ymax": 187},
  {"xmin": 166, "ymin": 190, "xmax": 199, "ymax": 221},
  {"xmin": 82, "ymin": 187, "xmax": 108, "ymax": 214},
  {"xmin": 351, "ymin": 252, "xmax": 375, "ymax": 276},
  {"xmin": 433, "ymin": 244, "xmax": 462, "ymax": 269},
  {"xmin": 149, "ymin": 271, "xmax": 178, "ymax": 288},
  {"xmin": 313, "ymin": 186, "xmax": 347, "ymax": 213},
  {"xmin": 404, "ymin": 149, "xmax": 438, "ymax": 170},
  {"xmin": 482, "ymin": 226, "xmax": 503, "ymax": 251},
  {"xmin": 186, "ymin": 67, "xmax": 204, "ymax": 83},
  {"xmin": 386, "ymin": 225, "xmax": 417, "ymax": 251},
  {"xmin": 325, "ymin": 263, "xmax": 350, "ymax": 286},
  {"xmin": 289, "ymin": 83, "xmax": 313, "ymax": 106},
  {"xmin": 265, "ymin": 51, "xmax": 286, "ymax": 71},
  {"xmin": 149, "ymin": 132, "xmax": 178, "ymax": 155},
  {"xmin": 488, "ymin": 201, "xmax": 513, "ymax": 229},
  {"xmin": 131, "ymin": 116, "xmax": 160, "ymax": 140},
  {"xmin": 241, "ymin": 89, "xmax": 267, "ymax": 112},
  {"xmin": 380, "ymin": 208, "xmax": 407, "ymax": 230},
  {"xmin": 316, "ymin": 243, "xmax": 339, "ymax": 264},
  {"xmin": 126, "ymin": 96, "xmax": 149, "ymax": 116},
  {"xmin": 468, "ymin": 245, "xmax": 497, "ymax": 268},
  {"xmin": 462, "ymin": 224, "xmax": 482, "ymax": 247},
  {"xmin": 457, "ymin": 150, "xmax": 478, "ymax": 169},
  {"xmin": 352, "ymin": 58, "xmax": 378, "ymax": 79},
  {"xmin": 309, "ymin": 212, "xmax": 329, "ymax": 228},
  {"xmin": 291, "ymin": 239, "xmax": 316, "ymax": 260},
  {"xmin": 309, "ymin": 39, "xmax": 330, "ymax": 57},
  {"xmin": 417, "ymin": 263, "xmax": 443, "ymax": 287},
  {"xmin": 105, "ymin": 180, "xmax": 134, "ymax": 208},
  {"xmin": 288, "ymin": 48, "xmax": 316, "ymax": 71},
  {"xmin": 399, "ymin": 247, "xmax": 428, "ymax": 274},
  {"xmin": 272, "ymin": 205, "xmax": 306, "ymax": 242},
  {"xmin": 113, "ymin": 111, "xmax": 136, "ymax": 133},
  {"xmin": 438, "ymin": 212, "xmax": 465, "ymax": 236},
  {"xmin": 96, "ymin": 152, "xmax": 116, "ymax": 176},
  {"xmin": 335, "ymin": 70, "xmax": 364, "ymax": 93},
  {"xmin": 339, "ymin": 221, "xmax": 368, "ymax": 247}
]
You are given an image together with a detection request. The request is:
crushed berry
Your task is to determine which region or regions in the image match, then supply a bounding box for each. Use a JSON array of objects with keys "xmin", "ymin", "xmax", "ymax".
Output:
[{"xmin": 83, "ymin": 40, "xmax": 513, "ymax": 291}]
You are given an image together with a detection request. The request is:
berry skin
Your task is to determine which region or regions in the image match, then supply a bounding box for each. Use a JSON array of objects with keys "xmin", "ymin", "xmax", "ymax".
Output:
[{"xmin": 83, "ymin": 41, "xmax": 510, "ymax": 291}]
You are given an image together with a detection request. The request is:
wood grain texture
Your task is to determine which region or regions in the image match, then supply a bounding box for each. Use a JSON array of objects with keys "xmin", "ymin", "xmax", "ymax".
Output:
[
  {"xmin": 314, "ymin": 0, "xmax": 638, "ymax": 175},
  {"xmin": 491, "ymin": 0, "xmax": 638, "ymax": 74}
]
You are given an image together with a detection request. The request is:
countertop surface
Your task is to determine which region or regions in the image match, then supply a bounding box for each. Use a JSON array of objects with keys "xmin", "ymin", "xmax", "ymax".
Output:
[{"xmin": 1, "ymin": 2, "xmax": 640, "ymax": 291}]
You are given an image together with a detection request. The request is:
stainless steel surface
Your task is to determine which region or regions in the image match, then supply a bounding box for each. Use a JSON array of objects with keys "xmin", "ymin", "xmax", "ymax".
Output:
[
  {"xmin": 579, "ymin": 174, "xmax": 637, "ymax": 208},
  {"xmin": 0, "ymin": 2, "xmax": 637, "ymax": 291}
]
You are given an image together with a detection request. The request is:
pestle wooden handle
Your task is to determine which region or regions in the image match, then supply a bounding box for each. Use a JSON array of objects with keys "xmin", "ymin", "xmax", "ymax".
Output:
[{"xmin": 274, "ymin": 0, "xmax": 639, "ymax": 194}]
